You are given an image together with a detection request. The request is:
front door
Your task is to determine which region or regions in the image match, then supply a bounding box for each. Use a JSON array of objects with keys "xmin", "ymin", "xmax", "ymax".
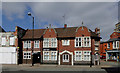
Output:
[{"xmin": 60, "ymin": 52, "xmax": 72, "ymax": 65}]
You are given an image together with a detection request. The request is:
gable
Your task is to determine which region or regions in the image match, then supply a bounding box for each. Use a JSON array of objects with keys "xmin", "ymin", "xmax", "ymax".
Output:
[
  {"xmin": 76, "ymin": 26, "xmax": 90, "ymax": 37},
  {"xmin": 43, "ymin": 28, "xmax": 57, "ymax": 38}
]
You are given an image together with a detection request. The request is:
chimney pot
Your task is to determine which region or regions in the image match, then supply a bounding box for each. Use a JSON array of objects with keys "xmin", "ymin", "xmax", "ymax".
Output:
[{"xmin": 64, "ymin": 24, "xmax": 67, "ymax": 28}]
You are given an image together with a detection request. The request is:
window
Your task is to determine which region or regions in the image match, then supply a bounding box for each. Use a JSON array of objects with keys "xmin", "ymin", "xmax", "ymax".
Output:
[
  {"xmin": 75, "ymin": 37, "xmax": 82, "ymax": 47},
  {"xmin": 113, "ymin": 41, "xmax": 119, "ymax": 49},
  {"xmin": 43, "ymin": 38, "xmax": 57, "ymax": 48},
  {"xmin": 75, "ymin": 51, "xmax": 82, "ymax": 61},
  {"xmin": 107, "ymin": 43, "xmax": 110, "ymax": 48},
  {"xmin": 10, "ymin": 36, "xmax": 15, "ymax": 45},
  {"xmin": 44, "ymin": 51, "xmax": 49, "ymax": 60},
  {"xmin": 95, "ymin": 47, "xmax": 98, "ymax": 50},
  {"xmin": 51, "ymin": 38, "xmax": 57, "ymax": 47},
  {"xmin": 84, "ymin": 37, "xmax": 91, "ymax": 47},
  {"xmin": 51, "ymin": 51, "xmax": 57, "ymax": 60},
  {"xmin": 34, "ymin": 40, "xmax": 39, "ymax": 48},
  {"xmin": 83, "ymin": 51, "xmax": 91, "ymax": 61},
  {"xmin": 1, "ymin": 37, "xmax": 6, "ymax": 46},
  {"xmin": 43, "ymin": 38, "xmax": 49, "ymax": 48},
  {"xmin": 63, "ymin": 54, "xmax": 69, "ymax": 62},
  {"xmin": 62, "ymin": 40, "xmax": 70, "ymax": 46},
  {"xmin": 43, "ymin": 51, "xmax": 57, "ymax": 61},
  {"xmin": 23, "ymin": 41, "xmax": 31, "ymax": 48},
  {"xmin": 23, "ymin": 52, "xmax": 31, "ymax": 59}
]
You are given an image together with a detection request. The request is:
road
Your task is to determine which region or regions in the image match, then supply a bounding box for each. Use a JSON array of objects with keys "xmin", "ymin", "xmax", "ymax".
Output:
[{"xmin": 1, "ymin": 60, "xmax": 120, "ymax": 73}]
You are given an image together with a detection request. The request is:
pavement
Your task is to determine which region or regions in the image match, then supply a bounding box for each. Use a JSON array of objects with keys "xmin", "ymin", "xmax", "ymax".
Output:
[{"xmin": 1, "ymin": 60, "xmax": 120, "ymax": 73}]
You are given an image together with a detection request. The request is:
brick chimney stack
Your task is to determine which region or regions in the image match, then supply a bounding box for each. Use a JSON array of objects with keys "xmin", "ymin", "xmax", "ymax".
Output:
[
  {"xmin": 95, "ymin": 28, "xmax": 100, "ymax": 37},
  {"xmin": 64, "ymin": 24, "xmax": 67, "ymax": 28}
]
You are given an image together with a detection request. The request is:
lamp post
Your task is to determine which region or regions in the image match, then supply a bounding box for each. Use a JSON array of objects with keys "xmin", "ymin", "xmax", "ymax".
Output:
[{"xmin": 28, "ymin": 12, "xmax": 34, "ymax": 66}]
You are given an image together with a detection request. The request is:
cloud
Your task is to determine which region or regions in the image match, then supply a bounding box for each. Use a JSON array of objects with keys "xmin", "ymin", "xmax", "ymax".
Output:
[
  {"xmin": 2, "ymin": 2, "xmax": 27, "ymax": 21},
  {"xmin": 1, "ymin": 0, "xmax": 120, "ymax": 2},
  {"xmin": 2, "ymin": 2, "xmax": 118, "ymax": 41},
  {"xmin": 27, "ymin": 2, "xmax": 118, "ymax": 41}
]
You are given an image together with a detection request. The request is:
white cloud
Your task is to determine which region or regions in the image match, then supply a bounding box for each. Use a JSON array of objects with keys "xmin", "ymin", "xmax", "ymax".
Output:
[
  {"xmin": 1, "ymin": 0, "xmax": 120, "ymax": 2},
  {"xmin": 2, "ymin": 3, "xmax": 27, "ymax": 21},
  {"xmin": 2, "ymin": 2, "xmax": 118, "ymax": 41}
]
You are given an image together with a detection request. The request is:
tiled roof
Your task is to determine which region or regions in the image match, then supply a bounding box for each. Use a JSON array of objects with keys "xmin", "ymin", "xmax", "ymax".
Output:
[{"xmin": 22, "ymin": 26, "xmax": 100, "ymax": 39}]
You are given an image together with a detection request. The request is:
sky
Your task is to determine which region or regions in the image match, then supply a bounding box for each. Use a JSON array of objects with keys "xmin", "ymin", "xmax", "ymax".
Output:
[{"xmin": 0, "ymin": 0, "xmax": 119, "ymax": 41}]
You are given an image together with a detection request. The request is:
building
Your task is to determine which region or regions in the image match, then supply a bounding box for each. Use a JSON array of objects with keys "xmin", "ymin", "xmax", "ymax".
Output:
[
  {"xmin": 114, "ymin": 22, "xmax": 120, "ymax": 32},
  {"xmin": 0, "ymin": 31, "xmax": 18, "ymax": 64},
  {"xmin": 100, "ymin": 31, "xmax": 120, "ymax": 62},
  {"xmin": 0, "ymin": 26, "xmax": 26, "ymax": 64},
  {"xmin": 21, "ymin": 24, "xmax": 101, "ymax": 65}
]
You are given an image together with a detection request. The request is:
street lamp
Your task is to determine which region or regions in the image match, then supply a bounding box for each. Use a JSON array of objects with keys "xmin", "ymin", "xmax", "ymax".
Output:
[{"xmin": 28, "ymin": 12, "xmax": 34, "ymax": 66}]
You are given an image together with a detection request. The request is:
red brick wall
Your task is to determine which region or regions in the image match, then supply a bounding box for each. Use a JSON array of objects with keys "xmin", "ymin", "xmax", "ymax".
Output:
[{"xmin": 43, "ymin": 28, "xmax": 57, "ymax": 38}]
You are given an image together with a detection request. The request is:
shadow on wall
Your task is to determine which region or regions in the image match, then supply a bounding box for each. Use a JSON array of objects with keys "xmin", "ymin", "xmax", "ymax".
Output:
[{"xmin": 101, "ymin": 67, "xmax": 120, "ymax": 73}]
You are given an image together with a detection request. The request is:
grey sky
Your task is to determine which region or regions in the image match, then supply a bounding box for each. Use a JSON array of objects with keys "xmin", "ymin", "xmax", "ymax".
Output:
[{"xmin": 2, "ymin": 2, "xmax": 119, "ymax": 41}]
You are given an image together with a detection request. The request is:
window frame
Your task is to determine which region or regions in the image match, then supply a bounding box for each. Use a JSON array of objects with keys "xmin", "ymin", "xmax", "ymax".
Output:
[
  {"xmin": 63, "ymin": 54, "xmax": 69, "ymax": 62},
  {"xmin": 75, "ymin": 37, "xmax": 82, "ymax": 47},
  {"xmin": 83, "ymin": 37, "xmax": 91, "ymax": 47},
  {"xmin": 9, "ymin": 36, "xmax": 15, "ymax": 46},
  {"xmin": 23, "ymin": 41, "xmax": 31, "ymax": 48},
  {"xmin": 83, "ymin": 51, "xmax": 91, "ymax": 61},
  {"xmin": 23, "ymin": 51, "xmax": 31, "ymax": 59},
  {"xmin": 34, "ymin": 40, "xmax": 39, "ymax": 48},
  {"xmin": 74, "ymin": 51, "xmax": 82, "ymax": 61},
  {"xmin": 1, "ymin": 36, "xmax": 6, "ymax": 46},
  {"xmin": 107, "ymin": 43, "xmax": 110, "ymax": 49},
  {"xmin": 62, "ymin": 40, "xmax": 70, "ymax": 46}
]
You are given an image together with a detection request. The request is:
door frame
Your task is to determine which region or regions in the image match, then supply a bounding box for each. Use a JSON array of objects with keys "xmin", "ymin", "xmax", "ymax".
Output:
[{"xmin": 59, "ymin": 50, "xmax": 73, "ymax": 65}]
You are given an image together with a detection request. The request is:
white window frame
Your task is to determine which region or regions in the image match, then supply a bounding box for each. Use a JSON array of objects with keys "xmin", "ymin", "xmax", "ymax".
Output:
[
  {"xmin": 74, "ymin": 51, "xmax": 82, "ymax": 61},
  {"xmin": 95, "ymin": 47, "xmax": 99, "ymax": 50},
  {"xmin": 23, "ymin": 41, "xmax": 31, "ymax": 48},
  {"xmin": 83, "ymin": 37, "xmax": 91, "ymax": 47},
  {"xmin": 62, "ymin": 40, "xmax": 70, "ymax": 46},
  {"xmin": 75, "ymin": 37, "xmax": 82, "ymax": 47},
  {"xmin": 1, "ymin": 36, "xmax": 6, "ymax": 46},
  {"xmin": 63, "ymin": 54, "xmax": 69, "ymax": 62},
  {"xmin": 43, "ymin": 51, "xmax": 49, "ymax": 60},
  {"xmin": 43, "ymin": 38, "xmax": 57, "ymax": 48},
  {"xmin": 43, "ymin": 38, "xmax": 49, "ymax": 48},
  {"xmin": 23, "ymin": 51, "xmax": 31, "ymax": 59},
  {"xmin": 113, "ymin": 41, "xmax": 119, "ymax": 49},
  {"xmin": 51, "ymin": 51, "xmax": 57, "ymax": 61},
  {"xmin": 83, "ymin": 51, "xmax": 91, "ymax": 61},
  {"xmin": 107, "ymin": 43, "xmax": 110, "ymax": 48},
  {"xmin": 43, "ymin": 51, "xmax": 57, "ymax": 61},
  {"xmin": 9, "ymin": 36, "xmax": 15, "ymax": 45},
  {"xmin": 51, "ymin": 38, "xmax": 57, "ymax": 48},
  {"xmin": 34, "ymin": 40, "xmax": 39, "ymax": 48}
]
